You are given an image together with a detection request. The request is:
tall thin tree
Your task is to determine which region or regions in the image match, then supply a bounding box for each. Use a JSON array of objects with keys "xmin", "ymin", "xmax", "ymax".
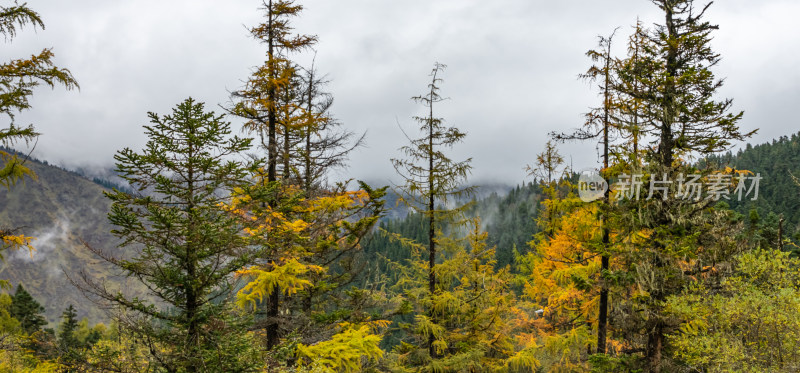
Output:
[
  {"xmin": 391, "ymin": 62, "xmax": 472, "ymax": 358},
  {"xmin": 552, "ymin": 30, "xmax": 619, "ymax": 354},
  {"xmin": 230, "ymin": 0, "xmax": 317, "ymax": 350}
]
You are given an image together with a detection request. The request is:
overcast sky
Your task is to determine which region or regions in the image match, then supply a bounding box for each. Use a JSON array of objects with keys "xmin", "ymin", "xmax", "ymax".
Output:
[{"xmin": 7, "ymin": 0, "xmax": 800, "ymax": 186}]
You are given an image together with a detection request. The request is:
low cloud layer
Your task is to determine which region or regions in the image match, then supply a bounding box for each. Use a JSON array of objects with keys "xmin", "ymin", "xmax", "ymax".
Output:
[{"xmin": 7, "ymin": 0, "xmax": 799, "ymax": 185}]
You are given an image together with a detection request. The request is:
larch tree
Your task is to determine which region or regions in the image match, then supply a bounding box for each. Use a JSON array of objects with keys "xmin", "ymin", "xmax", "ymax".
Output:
[
  {"xmin": 666, "ymin": 248, "xmax": 800, "ymax": 371},
  {"xmin": 0, "ymin": 2, "xmax": 77, "ymax": 253},
  {"xmin": 515, "ymin": 199, "xmax": 603, "ymax": 371},
  {"xmin": 230, "ymin": 0, "xmax": 317, "ymax": 350},
  {"xmin": 296, "ymin": 58, "xmax": 364, "ymax": 196},
  {"xmin": 226, "ymin": 5, "xmax": 388, "ymax": 368},
  {"xmin": 77, "ymin": 98, "xmax": 262, "ymax": 372},
  {"xmin": 284, "ymin": 59, "xmax": 375, "ymax": 332},
  {"xmin": 228, "ymin": 176, "xmax": 388, "ymax": 370},
  {"xmin": 525, "ymin": 140, "xmax": 567, "ymax": 186},
  {"xmin": 389, "ymin": 62, "xmax": 472, "ymax": 363},
  {"xmin": 517, "ymin": 143, "xmax": 616, "ymax": 370},
  {"xmin": 526, "ymin": 141, "xmax": 569, "ymax": 240},
  {"xmin": 552, "ymin": 29, "xmax": 620, "ymax": 355},
  {"xmin": 388, "ymin": 219, "xmax": 538, "ymax": 371}
]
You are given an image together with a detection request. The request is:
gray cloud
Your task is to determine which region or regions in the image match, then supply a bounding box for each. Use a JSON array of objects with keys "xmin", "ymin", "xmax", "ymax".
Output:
[{"xmin": 8, "ymin": 0, "xmax": 799, "ymax": 185}]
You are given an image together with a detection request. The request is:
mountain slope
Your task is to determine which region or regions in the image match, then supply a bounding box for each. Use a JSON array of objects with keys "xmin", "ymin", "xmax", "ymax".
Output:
[{"xmin": 0, "ymin": 156, "xmax": 125, "ymax": 325}]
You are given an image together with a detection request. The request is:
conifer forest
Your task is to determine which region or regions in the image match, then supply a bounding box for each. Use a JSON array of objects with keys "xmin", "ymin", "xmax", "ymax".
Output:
[{"xmin": 2, "ymin": 0, "xmax": 800, "ymax": 372}]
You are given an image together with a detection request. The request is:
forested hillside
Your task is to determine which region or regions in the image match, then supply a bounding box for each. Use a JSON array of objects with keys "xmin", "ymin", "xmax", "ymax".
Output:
[
  {"xmin": 708, "ymin": 132, "xmax": 800, "ymax": 237},
  {"xmin": 363, "ymin": 182, "xmax": 541, "ymax": 272}
]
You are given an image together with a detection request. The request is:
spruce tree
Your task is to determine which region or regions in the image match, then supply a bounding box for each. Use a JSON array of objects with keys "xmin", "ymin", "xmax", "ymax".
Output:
[
  {"xmin": 77, "ymin": 98, "xmax": 261, "ymax": 372},
  {"xmin": 58, "ymin": 304, "xmax": 79, "ymax": 350},
  {"xmin": 57, "ymin": 304, "xmax": 83, "ymax": 369},
  {"xmin": 9, "ymin": 284, "xmax": 46, "ymax": 335}
]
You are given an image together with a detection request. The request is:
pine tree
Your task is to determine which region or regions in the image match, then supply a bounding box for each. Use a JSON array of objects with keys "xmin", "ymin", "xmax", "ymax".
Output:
[{"xmin": 77, "ymin": 98, "xmax": 261, "ymax": 372}]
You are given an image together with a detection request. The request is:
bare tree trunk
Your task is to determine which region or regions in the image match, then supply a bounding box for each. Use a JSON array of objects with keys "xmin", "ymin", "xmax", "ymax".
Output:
[
  {"xmin": 597, "ymin": 36, "xmax": 612, "ymax": 355},
  {"xmin": 647, "ymin": 322, "xmax": 664, "ymax": 373},
  {"xmin": 647, "ymin": 4, "xmax": 677, "ymax": 370},
  {"xmin": 427, "ymin": 94, "xmax": 437, "ymax": 359},
  {"xmin": 266, "ymin": 0, "xmax": 280, "ymax": 351}
]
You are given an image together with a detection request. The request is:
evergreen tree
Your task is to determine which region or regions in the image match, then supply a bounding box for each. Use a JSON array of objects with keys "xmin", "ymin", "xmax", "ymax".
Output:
[
  {"xmin": 77, "ymin": 98, "xmax": 261, "ymax": 372},
  {"xmin": 58, "ymin": 304, "xmax": 79, "ymax": 350},
  {"xmin": 610, "ymin": 20, "xmax": 648, "ymax": 167},
  {"xmin": 57, "ymin": 304, "xmax": 84, "ymax": 370},
  {"xmin": 10, "ymin": 284, "xmax": 46, "ymax": 335},
  {"xmin": 610, "ymin": 1, "xmax": 754, "ymax": 370}
]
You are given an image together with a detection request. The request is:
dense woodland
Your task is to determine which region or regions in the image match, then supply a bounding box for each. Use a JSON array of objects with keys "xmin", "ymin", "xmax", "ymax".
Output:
[{"xmin": 1, "ymin": 0, "xmax": 800, "ymax": 372}]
